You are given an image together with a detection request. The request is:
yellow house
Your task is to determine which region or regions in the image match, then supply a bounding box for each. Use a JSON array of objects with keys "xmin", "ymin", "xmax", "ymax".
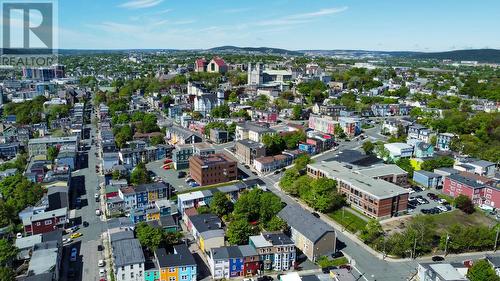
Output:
[{"xmin": 410, "ymin": 158, "xmax": 424, "ymax": 171}]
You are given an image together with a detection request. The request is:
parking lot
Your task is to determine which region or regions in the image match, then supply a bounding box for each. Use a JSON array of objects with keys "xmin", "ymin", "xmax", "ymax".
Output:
[{"xmin": 407, "ymin": 187, "xmax": 453, "ymax": 215}]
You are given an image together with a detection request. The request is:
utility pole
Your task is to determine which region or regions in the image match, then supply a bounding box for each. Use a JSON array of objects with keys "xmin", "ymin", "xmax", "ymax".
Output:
[
  {"xmin": 495, "ymin": 227, "xmax": 500, "ymax": 252},
  {"xmin": 412, "ymin": 236, "xmax": 417, "ymax": 259},
  {"xmin": 444, "ymin": 234, "xmax": 450, "ymax": 256}
]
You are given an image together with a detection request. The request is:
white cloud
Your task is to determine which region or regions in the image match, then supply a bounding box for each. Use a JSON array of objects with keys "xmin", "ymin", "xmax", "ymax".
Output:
[
  {"xmin": 288, "ymin": 7, "xmax": 348, "ymax": 19},
  {"xmin": 255, "ymin": 6, "xmax": 348, "ymax": 26},
  {"xmin": 119, "ymin": 0, "xmax": 164, "ymax": 9}
]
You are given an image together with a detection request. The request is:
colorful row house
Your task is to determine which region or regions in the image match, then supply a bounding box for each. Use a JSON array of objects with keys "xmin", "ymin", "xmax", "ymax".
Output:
[
  {"xmin": 207, "ymin": 245, "xmax": 260, "ymax": 279},
  {"xmin": 249, "ymin": 232, "xmax": 296, "ymax": 272},
  {"xmin": 155, "ymin": 245, "xmax": 197, "ymax": 281},
  {"xmin": 129, "ymin": 198, "xmax": 178, "ymax": 224},
  {"xmin": 184, "ymin": 213, "xmax": 225, "ymax": 253},
  {"xmin": 118, "ymin": 182, "xmax": 171, "ymax": 211}
]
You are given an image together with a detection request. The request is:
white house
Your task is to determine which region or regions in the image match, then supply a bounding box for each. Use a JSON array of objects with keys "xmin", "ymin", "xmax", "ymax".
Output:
[{"xmin": 384, "ymin": 143, "xmax": 413, "ymax": 161}]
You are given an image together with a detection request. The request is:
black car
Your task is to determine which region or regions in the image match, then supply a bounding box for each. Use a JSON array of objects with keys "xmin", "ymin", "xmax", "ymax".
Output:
[
  {"xmin": 312, "ymin": 212, "xmax": 320, "ymax": 218},
  {"xmin": 97, "ymin": 245, "xmax": 104, "ymax": 251},
  {"xmin": 432, "ymin": 256, "xmax": 445, "ymax": 262},
  {"xmin": 83, "ymin": 221, "xmax": 89, "ymax": 227},
  {"xmin": 274, "ymin": 170, "xmax": 280, "ymax": 175},
  {"xmin": 257, "ymin": 276, "xmax": 273, "ymax": 281},
  {"xmin": 178, "ymin": 171, "xmax": 186, "ymax": 178}
]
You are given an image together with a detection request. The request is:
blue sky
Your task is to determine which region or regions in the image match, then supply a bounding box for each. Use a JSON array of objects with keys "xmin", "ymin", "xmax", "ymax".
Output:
[{"xmin": 56, "ymin": 0, "xmax": 500, "ymax": 51}]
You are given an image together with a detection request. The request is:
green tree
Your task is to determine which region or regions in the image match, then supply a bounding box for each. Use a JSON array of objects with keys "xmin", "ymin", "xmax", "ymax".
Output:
[
  {"xmin": 360, "ymin": 219, "xmax": 383, "ymax": 244},
  {"xmin": 210, "ymin": 192, "xmax": 233, "ymax": 218},
  {"xmin": 282, "ymin": 131, "xmax": 306, "ymax": 150},
  {"xmin": 226, "ymin": 219, "xmax": 255, "ymax": 245},
  {"xmin": 130, "ymin": 162, "xmax": 151, "ymax": 185},
  {"xmin": 211, "ymin": 104, "xmax": 231, "ymax": 118},
  {"xmin": 135, "ymin": 222, "xmax": 165, "ymax": 251},
  {"xmin": 0, "ymin": 267, "xmax": 15, "ymax": 281},
  {"xmin": 150, "ymin": 135, "xmax": 165, "ymax": 146},
  {"xmin": 293, "ymin": 154, "xmax": 311, "ymax": 170},
  {"xmin": 468, "ymin": 259, "xmax": 500, "ymax": 281},
  {"xmin": 259, "ymin": 192, "xmax": 283, "ymax": 223},
  {"xmin": 47, "ymin": 146, "xmax": 59, "ymax": 162},
  {"xmin": 292, "ymin": 105, "xmax": 302, "ymax": 120},
  {"xmin": 362, "ymin": 141, "xmax": 375, "ymax": 155},
  {"xmin": 265, "ymin": 216, "xmax": 288, "ymax": 231},
  {"xmin": 395, "ymin": 158, "xmax": 414, "ymax": 177},
  {"xmin": 196, "ymin": 206, "xmax": 211, "ymax": 214},
  {"xmin": 233, "ymin": 189, "xmax": 263, "ymax": 222},
  {"xmin": 262, "ymin": 134, "xmax": 286, "ymax": 155},
  {"xmin": 0, "ymin": 239, "xmax": 18, "ymax": 266},
  {"xmin": 454, "ymin": 195, "xmax": 475, "ymax": 214}
]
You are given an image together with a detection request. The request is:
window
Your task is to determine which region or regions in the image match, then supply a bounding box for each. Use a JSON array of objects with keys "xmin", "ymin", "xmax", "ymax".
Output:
[
  {"xmin": 169, "ymin": 277, "xmax": 176, "ymax": 281},
  {"xmin": 182, "ymin": 267, "xmax": 187, "ymax": 271},
  {"xmin": 122, "ymin": 274, "xmax": 125, "ymax": 280},
  {"xmin": 36, "ymin": 222, "xmax": 41, "ymax": 226},
  {"xmin": 169, "ymin": 267, "xmax": 175, "ymax": 272},
  {"xmin": 181, "ymin": 275, "xmax": 188, "ymax": 280},
  {"xmin": 121, "ymin": 266, "xmax": 125, "ymax": 271},
  {"xmin": 130, "ymin": 272, "xmax": 134, "ymax": 278},
  {"xmin": 130, "ymin": 265, "xmax": 134, "ymax": 269},
  {"xmin": 44, "ymin": 220, "xmax": 52, "ymax": 225}
]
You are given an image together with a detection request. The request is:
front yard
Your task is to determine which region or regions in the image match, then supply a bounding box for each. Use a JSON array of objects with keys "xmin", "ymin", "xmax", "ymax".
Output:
[{"xmin": 328, "ymin": 208, "xmax": 367, "ymax": 234}]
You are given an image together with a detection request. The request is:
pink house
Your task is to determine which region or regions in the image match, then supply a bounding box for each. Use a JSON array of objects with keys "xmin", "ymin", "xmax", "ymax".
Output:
[{"xmin": 443, "ymin": 173, "xmax": 500, "ymax": 208}]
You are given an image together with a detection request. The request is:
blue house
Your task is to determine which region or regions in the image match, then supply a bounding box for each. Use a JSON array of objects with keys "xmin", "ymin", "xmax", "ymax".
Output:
[
  {"xmin": 298, "ymin": 143, "xmax": 316, "ymax": 155},
  {"xmin": 414, "ymin": 142, "xmax": 434, "ymax": 158},
  {"xmin": 413, "ymin": 170, "xmax": 442, "ymax": 189}
]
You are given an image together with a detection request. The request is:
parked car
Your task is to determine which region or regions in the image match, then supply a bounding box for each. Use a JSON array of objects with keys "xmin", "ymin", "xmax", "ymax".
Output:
[
  {"xmin": 432, "ymin": 256, "xmax": 445, "ymax": 262},
  {"xmin": 178, "ymin": 171, "xmax": 186, "ymax": 178},
  {"xmin": 164, "ymin": 159, "xmax": 173, "ymax": 164},
  {"xmin": 99, "ymin": 269, "xmax": 106, "ymax": 277},
  {"xmin": 70, "ymin": 248, "xmax": 78, "ymax": 262},
  {"xmin": 70, "ymin": 232, "xmax": 83, "ymax": 239},
  {"xmin": 274, "ymin": 170, "xmax": 280, "ymax": 175},
  {"xmin": 63, "ymin": 238, "xmax": 72, "ymax": 244},
  {"xmin": 257, "ymin": 276, "xmax": 273, "ymax": 281},
  {"xmin": 83, "ymin": 221, "xmax": 89, "ymax": 227},
  {"xmin": 97, "ymin": 245, "xmax": 104, "ymax": 251},
  {"xmin": 16, "ymin": 232, "xmax": 22, "ymax": 239},
  {"xmin": 96, "ymin": 209, "xmax": 101, "ymax": 216},
  {"xmin": 98, "ymin": 260, "xmax": 105, "ymax": 267},
  {"xmin": 311, "ymin": 212, "xmax": 320, "ymax": 218}
]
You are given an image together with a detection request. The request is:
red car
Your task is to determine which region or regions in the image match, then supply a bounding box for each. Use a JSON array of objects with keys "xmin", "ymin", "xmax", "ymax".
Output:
[
  {"xmin": 163, "ymin": 164, "xmax": 171, "ymax": 170},
  {"xmin": 164, "ymin": 159, "xmax": 173, "ymax": 164}
]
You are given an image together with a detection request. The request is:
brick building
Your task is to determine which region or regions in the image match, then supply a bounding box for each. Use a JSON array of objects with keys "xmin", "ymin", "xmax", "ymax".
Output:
[
  {"xmin": 189, "ymin": 153, "xmax": 237, "ymax": 186},
  {"xmin": 443, "ymin": 173, "xmax": 500, "ymax": 208}
]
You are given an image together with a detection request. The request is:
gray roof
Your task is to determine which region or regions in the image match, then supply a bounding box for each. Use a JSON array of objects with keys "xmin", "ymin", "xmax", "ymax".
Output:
[
  {"xmin": 28, "ymin": 242, "xmax": 59, "ymax": 276},
  {"xmin": 110, "ymin": 229, "xmax": 134, "ymax": 243},
  {"xmin": 236, "ymin": 139, "xmax": 265, "ymax": 149},
  {"xmin": 155, "ymin": 244, "xmax": 196, "ymax": 267},
  {"xmin": 414, "ymin": 170, "xmax": 442, "ymax": 178},
  {"xmin": 278, "ymin": 205, "xmax": 335, "ymax": 243},
  {"xmin": 112, "ymin": 238, "xmax": 145, "ymax": 267},
  {"xmin": 189, "ymin": 214, "xmax": 222, "ymax": 233},
  {"xmin": 471, "ymin": 160, "xmax": 495, "ymax": 168},
  {"xmin": 16, "ymin": 234, "xmax": 42, "ymax": 250},
  {"xmin": 358, "ymin": 164, "xmax": 407, "ymax": 178},
  {"xmin": 238, "ymin": 122, "xmax": 276, "ymax": 134}
]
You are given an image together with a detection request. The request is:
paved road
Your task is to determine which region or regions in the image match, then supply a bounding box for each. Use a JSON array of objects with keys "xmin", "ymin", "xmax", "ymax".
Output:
[{"xmin": 63, "ymin": 121, "xmax": 106, "ymax": 281}]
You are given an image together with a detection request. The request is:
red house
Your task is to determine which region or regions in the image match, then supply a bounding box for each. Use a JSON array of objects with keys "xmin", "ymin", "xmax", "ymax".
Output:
[
  {"xmin": 23, "ymin": 207, "xmax": 67, "ymax": 235},
  {"xmin": 443, "ymin": 173, "xmax": 500, "ymax": 208}
]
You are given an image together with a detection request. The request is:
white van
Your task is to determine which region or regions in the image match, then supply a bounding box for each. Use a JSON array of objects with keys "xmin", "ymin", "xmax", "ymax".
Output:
[{"xmin": 95, "ymin": 209, "xmax": 101, "ymax": 216}]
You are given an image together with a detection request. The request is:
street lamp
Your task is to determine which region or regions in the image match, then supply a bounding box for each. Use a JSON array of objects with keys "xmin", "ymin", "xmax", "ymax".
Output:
[{"xmin": 444, "ymin": 233, "xmax": 450, "ymax": 256}]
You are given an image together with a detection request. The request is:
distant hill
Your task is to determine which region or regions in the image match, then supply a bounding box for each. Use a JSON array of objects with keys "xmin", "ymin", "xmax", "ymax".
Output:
[
  {"xmin": 409, "ymin": 49, "xmax": 500, "ymax": 64},
  {"xmin": 207, "ymin": 45, "xmax": 303, "ymax": 56}
]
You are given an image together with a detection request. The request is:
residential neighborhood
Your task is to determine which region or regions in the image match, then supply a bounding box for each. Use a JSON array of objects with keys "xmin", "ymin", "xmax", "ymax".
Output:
[{"xmin": 0, "ymin": 2, "xmax": 499, "ymax": 281}]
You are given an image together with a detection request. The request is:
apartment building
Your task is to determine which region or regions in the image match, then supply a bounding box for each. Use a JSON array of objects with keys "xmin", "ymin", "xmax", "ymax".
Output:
[
  {"xmin": 189, "ymin": 153, "xmax": 237, "ymax": 186},
  {"xmin": 278, "ymin": 205, "xmax": 336, "ymax": 262},
  {"xmin": 249, "ymin": 232, "xmax": 296, "ymax": 271},
  {"xmin": 235, "ymin": 122, "xmax": 276, "ymax": 142},
  {"xmin": 28, "ymin": 136, "xmax": 79, "ymax": 157},
  {"xmin": 155, "ymin": 245, "xmax": 197, "ymax": 281},
  {"xmin": 443, "ymin": 173, "xmax": 500, "ymax": 208},
  {"xmin": 207, "ymin": 245, "xmax": 259, "ymax": 279},
  {"xmin": 234, "ymin": 139, "xmax": 266, "ymax": 165},
  {"xmin": 307, "ymin": 161, "xmax": 409, "ymax": 219}
]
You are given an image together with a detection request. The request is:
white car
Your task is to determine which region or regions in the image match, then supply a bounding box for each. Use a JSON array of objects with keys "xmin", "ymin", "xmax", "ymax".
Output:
[
  {"xmin": 16, "ymin": 233, "xmax": 23, "ymax": 239},
  {"xmin": 407, "ymin": 188, "xmax": 415, "ymax": 194},
  {"xmin": 63, "ymin": 238, "xmax": 73, "ymax": 244},
  {"xmin": 99, "ymin": 269, "xmax": 106, "ymax": 277},
  {"xmin": 436, "ymin": 205, "xmax": 448, "ymax": 212},
  {"xmin": 94, "ymin": 193, "xmax": 99, "ymax": 199},
  {"xmin": 98, "ymin": 259, "xmax": 105, "ymax": 267}
]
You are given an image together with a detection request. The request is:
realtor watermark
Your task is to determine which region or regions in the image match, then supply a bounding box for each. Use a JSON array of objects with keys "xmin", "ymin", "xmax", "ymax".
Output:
[{"xmin": 1, "ymin": 0, "xmax": 58, "ymax": 67}]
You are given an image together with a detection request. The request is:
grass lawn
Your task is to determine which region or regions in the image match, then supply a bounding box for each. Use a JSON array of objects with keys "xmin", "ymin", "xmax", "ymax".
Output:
[
  {"xmin": 437, "ymin": 193, "xmax": 455, "ymax": 204},
  {"xmin": 430, "ymin": 209, "xmax": 496, "ymax": 234},
  {"xmin": 177, "ymin": 180, "xmax": 240, "ymax": 194},
  {"xmin": 328, "ymin": 208, "xmax": 367, "ymax": 233},
  {"xmin": 317, "ymin": 256, "xmax": 349, "ymax": 268}
]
